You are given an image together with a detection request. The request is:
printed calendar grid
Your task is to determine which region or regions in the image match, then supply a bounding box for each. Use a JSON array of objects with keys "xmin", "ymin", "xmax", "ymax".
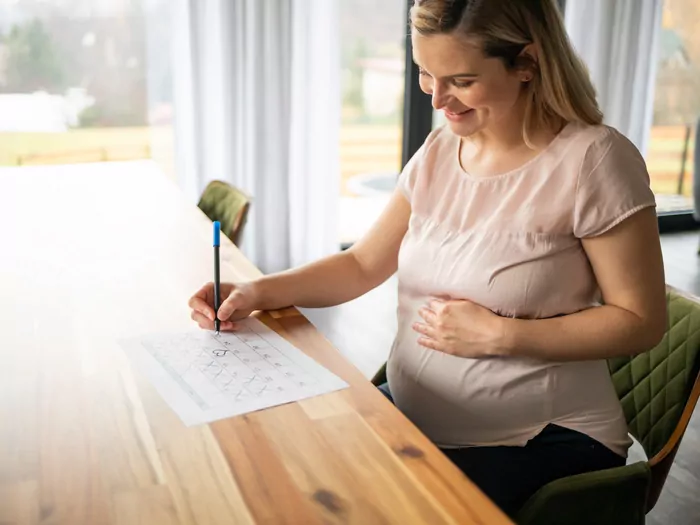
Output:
[
  {"xmin": 121, "ymin": 317, "xmax": 348, "ymax": 425},
  {"xmin": 141, "ymin": 324, "xmax": 320, "ymax": 411}
]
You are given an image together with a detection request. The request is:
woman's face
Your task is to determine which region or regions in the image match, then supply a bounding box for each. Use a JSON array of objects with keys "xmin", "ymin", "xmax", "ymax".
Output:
[{"xmin": 412, "ymin": 32, "xmax": 530, "ymax": 138}]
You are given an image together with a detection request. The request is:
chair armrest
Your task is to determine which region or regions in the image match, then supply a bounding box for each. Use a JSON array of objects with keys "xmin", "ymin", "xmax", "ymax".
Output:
[
  {"xmin": 371, "ymin": 362, "xmax": 387, "ymax": 386},
  {"xmin": 516, "ymin": 461, "xmax": 651, "ymax": 525}
]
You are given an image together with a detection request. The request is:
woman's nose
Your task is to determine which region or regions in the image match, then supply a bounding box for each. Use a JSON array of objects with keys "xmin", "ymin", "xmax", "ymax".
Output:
[{"xmin": 431, "ymin": 84, "xmax": 450, "ymax": 110}]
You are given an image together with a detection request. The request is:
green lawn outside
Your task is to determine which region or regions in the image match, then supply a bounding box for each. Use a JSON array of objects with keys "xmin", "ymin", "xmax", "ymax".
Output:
[{"xmin": 0, "ymin": 127, "xmax": 155, "ymax": 165}]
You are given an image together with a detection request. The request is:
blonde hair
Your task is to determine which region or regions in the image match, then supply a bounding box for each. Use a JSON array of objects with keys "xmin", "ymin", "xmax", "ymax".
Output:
[{"xmin": 410, "ymin": 0, "xmax": 602, "ymax": 145}]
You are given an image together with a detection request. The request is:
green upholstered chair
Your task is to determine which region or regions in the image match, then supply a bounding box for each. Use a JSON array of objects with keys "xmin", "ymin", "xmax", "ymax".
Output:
[
  {"xmin": 371, "ymin": 286, "xmax": 700, "ymax": 525},
  {"xmin": 197, "ymin": 180, "xmax": 250, "ymax": 246}
]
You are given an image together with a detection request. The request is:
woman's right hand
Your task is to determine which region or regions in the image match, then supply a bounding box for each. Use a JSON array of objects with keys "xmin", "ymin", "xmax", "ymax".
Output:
[{"xmin": 188, "ymin": 281, "xmax": 261, "ymax": 331}]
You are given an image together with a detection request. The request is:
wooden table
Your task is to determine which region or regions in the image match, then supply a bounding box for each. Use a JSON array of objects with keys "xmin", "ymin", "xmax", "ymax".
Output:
[{"xmin": 0, "ymin": 162, "xmax": 512, "ymax": 525}]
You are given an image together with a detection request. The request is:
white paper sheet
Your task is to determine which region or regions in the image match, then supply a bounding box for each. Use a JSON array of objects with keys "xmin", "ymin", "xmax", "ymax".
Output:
[{"xmin": 120, "ymin": 317, "xmax": 348, "ymax": 425}]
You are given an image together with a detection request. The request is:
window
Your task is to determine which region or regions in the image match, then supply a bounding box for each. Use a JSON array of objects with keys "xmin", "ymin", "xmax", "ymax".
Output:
[
  {"xmin": 0, "ymin": 0, "xmax": 175, "ymax": 177},
  {"xmin": 339, "ymin": 0, "xmax": 406, "ymax": 245},
  {"xmin": 648, "ymin": 0, "xmax": 699, "ymax": 216}
]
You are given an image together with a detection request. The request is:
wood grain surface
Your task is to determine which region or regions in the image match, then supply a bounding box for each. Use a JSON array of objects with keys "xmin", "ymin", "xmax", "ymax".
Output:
[{"xmin": 0, "ymin": 162, "xmax": 512, "ymax": 525}]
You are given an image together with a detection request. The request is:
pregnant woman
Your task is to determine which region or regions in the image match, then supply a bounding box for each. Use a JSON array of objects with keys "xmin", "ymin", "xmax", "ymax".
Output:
[{"xmin": 188, "ymin": 0, "xmax": 666, "ymax": 517}]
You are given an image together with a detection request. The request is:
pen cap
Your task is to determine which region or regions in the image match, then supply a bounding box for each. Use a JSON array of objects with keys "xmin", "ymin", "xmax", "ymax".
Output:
[{"xmin": 213, "ymin": 221, "xmax": 221, "ymax": 247}]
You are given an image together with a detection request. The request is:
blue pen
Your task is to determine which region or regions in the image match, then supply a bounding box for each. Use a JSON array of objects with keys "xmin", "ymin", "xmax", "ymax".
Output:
[{"xmin": 213, "ymin": 221, "xmax": 221, "ymax": 334}]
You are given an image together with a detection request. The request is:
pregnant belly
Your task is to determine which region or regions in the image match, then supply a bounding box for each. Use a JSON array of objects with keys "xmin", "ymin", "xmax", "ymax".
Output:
[{"xmin": 387, "ymin": 343, "xmax": 553, "ymax": 445}]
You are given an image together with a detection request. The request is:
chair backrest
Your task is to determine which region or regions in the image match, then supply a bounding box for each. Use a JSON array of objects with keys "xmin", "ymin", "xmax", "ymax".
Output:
[
  {"xmin": 608, "ymin": 286, "xmax": 700, "ymax": 509},
  {"xmin": 197, "ymin": 180, "xmax": 250, "ymax": 245}
]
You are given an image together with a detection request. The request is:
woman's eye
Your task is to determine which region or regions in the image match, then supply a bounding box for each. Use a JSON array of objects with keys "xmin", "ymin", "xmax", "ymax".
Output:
[
  {"xmin": 453, "ymin": 80, "xmax": 474, "ymax": 88},
  {"xmin": 418, "ymin": 67, "xmax": 430, "ymax": 77}
]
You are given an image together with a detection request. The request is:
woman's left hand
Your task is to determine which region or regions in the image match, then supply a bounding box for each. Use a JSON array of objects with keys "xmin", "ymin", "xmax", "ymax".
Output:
[{"xmin": 413, "ymin": 299, "xmax": 508, "ymax": 358}]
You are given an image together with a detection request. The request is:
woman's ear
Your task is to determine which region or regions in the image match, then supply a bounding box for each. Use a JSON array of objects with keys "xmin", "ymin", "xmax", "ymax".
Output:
[{"xmin": 516, "ymin": 43, "xmax": 539, "ymax": 82}]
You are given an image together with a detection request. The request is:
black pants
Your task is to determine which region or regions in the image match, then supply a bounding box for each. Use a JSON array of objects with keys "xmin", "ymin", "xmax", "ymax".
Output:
[{"xmin": 377, "ymin": 383, "xmax": 625, "ymax": 518}]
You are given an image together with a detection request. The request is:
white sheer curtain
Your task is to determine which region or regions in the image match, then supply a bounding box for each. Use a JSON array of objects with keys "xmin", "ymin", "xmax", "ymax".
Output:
[
  {"xmin": 288, "ymin": 2, "xmax": 341, "ymax": 268},
  {"xmin": 565, "ymin": 0, "xmax": 663, "ymax": 154},
  {"xmin": 172, "ymin": 0, "xmax": 340, "ymax": 273}
]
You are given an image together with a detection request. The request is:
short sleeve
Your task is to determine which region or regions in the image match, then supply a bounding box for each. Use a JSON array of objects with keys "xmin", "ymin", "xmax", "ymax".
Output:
[{"xmin": 573, "ymin": 128, "xmax": 656, "ymax": 238}]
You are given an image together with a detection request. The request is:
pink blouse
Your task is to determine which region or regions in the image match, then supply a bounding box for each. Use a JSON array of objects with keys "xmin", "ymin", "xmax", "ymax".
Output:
[{"xmin": 388, "ymin": 121, "xmax": 656, "ymax": 456}]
